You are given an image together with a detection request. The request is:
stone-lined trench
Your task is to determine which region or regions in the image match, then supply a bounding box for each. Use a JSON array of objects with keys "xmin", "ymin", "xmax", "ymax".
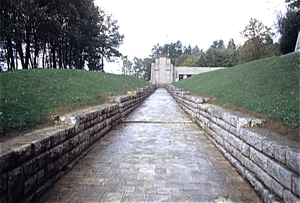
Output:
[{"xmin": 38, "ymin": 88, "xmax": 261, "ymax": 202}]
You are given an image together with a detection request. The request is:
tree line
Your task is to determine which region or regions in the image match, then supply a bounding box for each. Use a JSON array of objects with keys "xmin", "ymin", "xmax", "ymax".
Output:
[
  {"xmin": 122, "ymin": 0, "xmax": 299, "ymax": 81},
  {"xmin": 0, "ymin": 0, "xmax": 124, "ymax": 72}
]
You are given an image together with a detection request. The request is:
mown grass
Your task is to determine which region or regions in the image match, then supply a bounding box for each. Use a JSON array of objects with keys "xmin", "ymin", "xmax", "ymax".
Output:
[
  {"xmin": 174, "ymin": 52, "xmax": 300, "ymax": 128},
  {"xmin": 0, "ymin": 69, "xmax": 149, "ymax": 135}
]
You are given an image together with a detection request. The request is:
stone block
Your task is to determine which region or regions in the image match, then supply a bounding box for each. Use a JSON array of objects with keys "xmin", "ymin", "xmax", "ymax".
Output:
[
  {"xmin": 0, "ymin": 173, "xmax": 7, "ymax": 196},
  {"xmin": 250, "ymin": 147, "xmax": 269, "ymax": 171},
  {"xmin": 244, "ymin": 169, "xmax": 257, "ymax": 188},
  {"xmin": 235, "ymin": 160, "xmax": 245, "ymax": 177},
  {"xmin": 7, "ymin": 167, "xmax": 24, "ymax": 203},
  {"xmin": 222, "ymin": 130, "xmax": 248, "ymax": 155},
  {"xmin": 22, "ymin": 160, "xmax": 34, "ymax": 177},
  {"xmin": 37, "ymin": 170, "xmax": 44, "ymax": 185},
  {"xmin": 251, "ymin": 161, "xmax": 274, "ymax": 194},
  {"xmin": 240, "ymin": 143, "xmax": 250, "ymax": 157},
  {"xmin": 83, "ymin": 121, "xmax": 91, "ymax": 129},
  {"xmin": 215, "ymin": 133, "xmax": 224, "ymax": 146},
  {"xmin": 271, "ymin": 178, "xmax": 284, "ymax": 198},
  {"xmin": 220, "ymin": 111, "xmax": 238, "ymax": 127},
  {"xmin": 206, "ymin": 127, "xmax": 220, "ymax": 143},
  {"xmin": 91, "ymin": 116, "xmax": 101, "ymax": 126},
  {"xmin": 262, "ymin": 139, "xmax": 287, "ymax": 164},
  {"xmin": 33, "ymin": 151, "xmax": 49, "ymax": 173},
  {"xmin": 66, "ymin": 127, "xmax": 75, "ymax": 139},
  {"xmin": 69, "ymin": 141, "xmax": 85, "ymax": 162},
  {"xmin": 24, "ymin": 173, "xmax": 38, "ymax": 195},
  {"xmin": 50, "ymin": 130, "xmax": 67, "ymax": 147},
  {"xmin": 267, "ymin": 159, "xmax": 292, "ymax": 190},
  {"xmin": 31, "ymin": 136, "xmax": 51, "ymax": 156},
  {"xmin": 49, "ymin": 143, "xmax": 64, "ymax": 162},
  {"xmin": 14, "ymin": 143, "xmax": 33, "ymax": 164},
  {"xmin": 34, "ymin": 179, "xmax": 54, "ymax": 202},
  {"xmin": 0, "ymin": 151, "xmax": 14, "ymax": 174},
  {"xmin": 210, "ymin": 122, "xmax": 222, "ymax": 135},
  {"xmin": 68, "ymin": 134, "xmax": 79, "ymax": 149},
  {"xmin": 199, "ymin": 109, "xmax": 209, "ymax": 119},
  {"xmin": 223, "ymin": 139, "xmax": 233, "ymax": 154},
  {"xmin": 44, "ymin": 153, "xmax": 68, "ymax": 180},
  {"xmin": 286, "ymin": 149, "xmax": 300, "ymax": 174},
  {"xmin": 78, "ymin": 131, "xmax": 87, "ymax": 144},
  {"xmin": 215, "ymin": 118, "xmax": 227, "ymax": 130},
  {"xmin": 283, "ymin": 189, "xmax": 300, "ymax": 203},
  {"xmin": 231, "ymin": 146, "xmax": 247, "ymax": 167},
  {"xmin": 292, "ymin": 175, "xmax": 300, "ymax": 196},
  {"xmin": 238, "ymin": 128, "xmax": 265, "ymax": 151},
  {"xmin": 224, "ymin": 124, "xmax": 238, "ymax": 137}
]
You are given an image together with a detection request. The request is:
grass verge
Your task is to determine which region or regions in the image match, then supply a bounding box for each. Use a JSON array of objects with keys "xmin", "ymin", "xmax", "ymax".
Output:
[
  {"xmin": 0, "ymin": 69, "xmax": 149, "ymax": 135},
  {"xmin": 174, "ymin": 52, "xmax": 299, "ymax": 130}
]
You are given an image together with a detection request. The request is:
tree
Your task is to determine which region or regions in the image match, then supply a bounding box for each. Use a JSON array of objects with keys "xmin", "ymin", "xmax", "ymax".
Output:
[
  {"xmin": 142, "ymin": 58, "xmax": 154, "ymax": 81},
  {"xmin": 151, "ymin": 44, "xmax": 161, "ymax": 57},
  {"xmin": 150, "ymin": 41, "xmax": 183, "ymax": 64},
  {"xmin": 227, "ymin": 39, "xmax": 236, "ymax": 49},
  {"xmin": 277, "ymin": 8, "xmax": 300, "ymax": 54},
  {"xmin": 122, "ymin": 58, "xmax": 133, "ymax": 75},
  {"xmin": 183, "ymin": 44, "xmax": 192, "ymax": 54},
  {"xmin": 192, "ymin": 45, "xmax": 202, "ymax": 57},
  {"xmin": 175, "ymin": 54, "xmax": 189, "ymax": 66},
  {"xmin": 0, "ymin": 0, "xmax": 124, "ymax": 71},
  {"xmin": 132, "ymin": 57, "xmax": 146, "ymax": 79},
  {"xmin": 240, "ymin": 18, "xmax": 274, "ymax": 62},
  {"xmin": 224, "ymin": 39, "xmax": 239, "ymax": 66},
  {"xmin": 98, "ymin": 13, "xmax": 124, "ymax": 72},
  {"xmin": 286, "ymin": 0, "xmax": 300, "ymax": 13}
]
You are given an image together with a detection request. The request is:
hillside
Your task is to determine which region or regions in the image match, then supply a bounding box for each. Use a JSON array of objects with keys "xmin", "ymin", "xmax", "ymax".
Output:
[
  {"xmin": 174, "ymin": 53, "xmax": 299, "ymax": 132},
  {"xmin": 0, "ymin": 69, "xmax": 149, "ymax": 135}
]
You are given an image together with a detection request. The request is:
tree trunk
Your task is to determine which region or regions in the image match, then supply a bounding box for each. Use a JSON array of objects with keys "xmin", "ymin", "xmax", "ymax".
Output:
[
  {"xmin": 16, "ymin": 41, "xmax": 25, "ymax": 69},
  {"xmin": 58, "ymin": 42, "xmax": 62, "ymax": 68},
  {"xmin": 7, "ymin": 39, "xmax": 15, "ymax": 71},
  {"xmin": 101, "ymin": 53, "xmax": 104, "ymax": 72},
  {"xmin": 51, "ymin": 42, "xmax": 56, "ymax": 69},
  {"xmin": 42, "ymin": 43, "xmax": 45, "ymax": 69},
  {"xmin": 34, "ymin": 31, "xmax": 39, "ymax": 68},
  {"xmin": 25, "ymin": 31, "xmax": 31, "ymax": 69}
]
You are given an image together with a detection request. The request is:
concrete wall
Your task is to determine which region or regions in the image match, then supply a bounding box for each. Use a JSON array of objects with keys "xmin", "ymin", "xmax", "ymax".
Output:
[
  {"xmin": 166, "ymin": 84, "xmax": 300, "ymax": 203},
  {"xmin": 174, "ymin": 67, "xmax": 224, "ymax": 82},
  {"xmin": 0, "ymin": 85, "xmax": 156, "ymax": 203}
]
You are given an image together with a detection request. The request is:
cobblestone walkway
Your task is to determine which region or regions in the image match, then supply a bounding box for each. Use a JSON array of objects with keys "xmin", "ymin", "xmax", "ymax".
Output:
[{"xmin": 39, "ymin": 88, "xmax": 262, "ymax": 202}]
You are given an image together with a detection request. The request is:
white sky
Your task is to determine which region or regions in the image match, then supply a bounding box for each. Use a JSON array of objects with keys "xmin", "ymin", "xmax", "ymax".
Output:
[{"xmin": 94, "ymin": 0, "xmax": 288, "ymax": 73}]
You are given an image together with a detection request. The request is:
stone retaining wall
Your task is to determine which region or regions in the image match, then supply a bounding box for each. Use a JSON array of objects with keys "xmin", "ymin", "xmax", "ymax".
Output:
[
  {"xmin": 166, "ymin": 84, "xmax": 300, "ymax": 203},
  {"xmin": 0, "ymin": 85, "xmax": 156, "ymax": 203}
]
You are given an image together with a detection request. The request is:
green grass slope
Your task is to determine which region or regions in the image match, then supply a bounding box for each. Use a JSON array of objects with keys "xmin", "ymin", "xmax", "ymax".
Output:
[
  {"xmin": 174, "ymin": 52, "xmax": 300, "ymax": 128},
  {"xmin": 0, "ymin": 69, "xmax": 149, "ymax": 134}
]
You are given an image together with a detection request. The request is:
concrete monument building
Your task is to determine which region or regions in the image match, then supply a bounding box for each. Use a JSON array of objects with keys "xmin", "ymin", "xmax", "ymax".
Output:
[
  {"xmin": 150, "ymin": 57, "xmax": 174, "ymax": 85},
  {"xmin": 150, "ymin": 57, "xmax": 224, "ymax": 86}
]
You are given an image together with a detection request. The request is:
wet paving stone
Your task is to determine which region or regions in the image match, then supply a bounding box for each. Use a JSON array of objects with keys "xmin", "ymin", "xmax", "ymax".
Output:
[{"xmin": 39, "ymin": 88, "xmax": 262, "ymax": 202}]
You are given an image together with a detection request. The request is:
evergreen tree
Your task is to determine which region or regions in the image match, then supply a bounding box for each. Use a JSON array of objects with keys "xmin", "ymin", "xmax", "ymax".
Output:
[
  {"xmin": 0, "ymin": 0, "xmax": 123, "ymax": 71},
  {"xmin": 277, "ymin": 9, "xmax": 300, "ymax": 54}
]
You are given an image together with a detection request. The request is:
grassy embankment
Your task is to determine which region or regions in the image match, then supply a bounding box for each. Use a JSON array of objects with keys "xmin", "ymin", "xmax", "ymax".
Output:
[
  {"xmin": 0, "ymin": 69, "xmax": 149, "ymax": 135},
  {"xmin": 174, "ymin": 52, "xmax": 299, "ymax": 130}
]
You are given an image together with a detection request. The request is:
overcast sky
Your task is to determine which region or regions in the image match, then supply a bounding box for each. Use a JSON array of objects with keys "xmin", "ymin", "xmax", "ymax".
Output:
[{"xmin": 94, "ymin": 0, "xmax": 287, "ymax": 73}]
